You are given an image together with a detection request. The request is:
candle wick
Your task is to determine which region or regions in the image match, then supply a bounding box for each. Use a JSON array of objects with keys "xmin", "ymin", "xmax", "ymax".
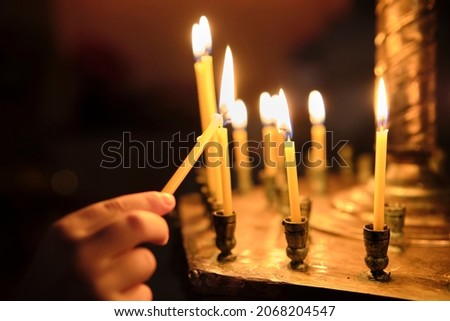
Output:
[
  {"xmin": 279, "ymin": 128, "xmax": 291, "ymax": 141},
  {"xmin": 220, "ymin": 108, "xmax": 232, "ymax": 125}
]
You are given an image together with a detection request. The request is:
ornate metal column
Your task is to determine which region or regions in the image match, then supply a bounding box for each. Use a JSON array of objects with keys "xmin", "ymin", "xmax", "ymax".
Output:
[{"xmin": 330, "ymin": 0, "xmax": 449, "ymax": 244}]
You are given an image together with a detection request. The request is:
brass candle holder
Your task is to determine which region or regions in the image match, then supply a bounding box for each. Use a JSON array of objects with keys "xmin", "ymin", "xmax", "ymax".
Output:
[
  {"xmin": 384, "ymin": 203, "xmax": 406, "ymax": 250},
  {"xmin": 282, "ymin": 216, "xmax": 309, "ymax": 271},
  {"xmin": 212, "ymin": 211, "xmax": 237, "ymax": 262},
  {"xmin": 363, "ymin": 223, "xmax": 391, "ymax": 282}
]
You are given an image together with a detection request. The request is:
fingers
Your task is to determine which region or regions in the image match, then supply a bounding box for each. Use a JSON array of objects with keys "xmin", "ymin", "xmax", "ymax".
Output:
[
  {"xmin": 95, "ymin": 248, "xmax": 156, "ymax": 300},
  {"xmin": 88, "ymin": 210, "xmax": 170, "ymax": 256},
  {"xmin": 60, "ymin": 191, "xmax": 176, "ymax": 235},
  {"xmin": 120, "ymin": 284, "xmax": 152, "ymax": 301}
]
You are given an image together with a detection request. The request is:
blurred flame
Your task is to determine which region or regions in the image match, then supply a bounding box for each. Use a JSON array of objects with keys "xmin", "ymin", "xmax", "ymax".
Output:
[
  {"xmin": 199, "ymin": 16, "xmax": 212, "ymax": 53},
  {"xmin": 219, "ymin": 46, "xmax": 235, "ymax": 116},
  {"xmin": 259, "ymin": 92, "xmax": 275, "ymax": 125},
  {"xmin": 276, "ymin": 89, "xmax": 292, "ymax": 138},
  {"xmin": 191, "ymin": 16, "xmax": 212, "ymax": 59},
  {"xmin": 308, "ymin": 90, "xmax": 326, "ymax": 125},
  {"xmin": 375, "ymin": 77, "xmax": 389, "ymax": 129},
  {"xmin": 229, "ymin": 99, "xmax": 247, "ymax": 129}
]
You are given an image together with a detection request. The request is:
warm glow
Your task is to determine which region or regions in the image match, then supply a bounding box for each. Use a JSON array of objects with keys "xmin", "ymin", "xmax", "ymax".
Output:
[
  {"xmin": 276, "ymin": 89, "xmax": 292, "ymax": 138},
  {"xmin": 219, "ymin": 46, "xmax": 235, "ymax": 116},
  {"xmin": 259, "ymin": 92, "xmax": 275, "ymax": 125},
  {"xmin": 229, "ymin": 99, "xmax": 247, "ymax": 129},
  {"xmin": 308, "ymin": 90, "xmax": 326, "ymax": 125},
  {"xmin": 191, "ymin": 16, "xmax": 212, "ymax": 59},
  {"xmin": 376, "ymin": 77, "xmax": 389, "ymax": 129}
]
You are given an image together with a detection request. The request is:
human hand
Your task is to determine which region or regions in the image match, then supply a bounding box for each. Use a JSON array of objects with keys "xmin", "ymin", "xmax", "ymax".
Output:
[{"xmin": 16, "ymin": 191, "xmax": 176, "ymax": 300}]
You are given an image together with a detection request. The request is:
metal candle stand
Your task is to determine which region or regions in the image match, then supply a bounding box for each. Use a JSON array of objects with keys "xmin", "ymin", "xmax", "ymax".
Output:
[
  {"xmin": 363, "ymin": 224, "xmax": 391, "ymax": 282},
  {"xmin": 212, "ymin": 211, "xmax": 237, "ymax": 262},
  {"xmin": 384, "ymin": 203, "xmax": 406, "ymax": 250},
  {"xmin": 282, "ymin": 216, "xmax": 309, "ymax": 271}
]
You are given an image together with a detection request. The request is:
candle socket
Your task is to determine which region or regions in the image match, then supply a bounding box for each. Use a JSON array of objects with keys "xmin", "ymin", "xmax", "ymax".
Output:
[
  {"xmin": 384, "ymin": 203, "xmax": 406, "ymax": 249},
  {"xmin": 283, "ymin": 217, "xmax": 309, "ymax": 271},
  {"xmin": 363, "ymin": 224, "xmax": 391, "ymax": 282},
  {"xmin": 300, "ymin": 198, "xmax": 312, "ymax": 220},
  {"xmin": 212, "ymin": 211, "xmax": 237, "ymax": 262}
]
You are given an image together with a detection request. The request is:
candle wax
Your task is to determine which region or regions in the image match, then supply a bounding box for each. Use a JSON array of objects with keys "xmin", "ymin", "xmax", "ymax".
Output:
[
  {"xmin": 262, "ymin": 126, "xmax": 278, "ymax": 177},
  {"xmin": 233, "ymin": 128, "xmax": 252, "ymax": 193},
  {"xmin": 284, "ymin": 138, "xmax": 301, "ymax": 222},
  {"xmin": 373, "ymin": 128, "xmax": 388, "ymax": 231},
  {"xmin": 310, "ymin": 124, "xmax": 326, "ymax": 170},
  {"xmin": 193, "ymin": 55, "xmax": 222, "ymax": 200},
  {"xmin": 162, "ymin": 114, "xmax": 223, "ymax": 194},
  {"xmin": 218, "ymin": 127, "xmax": 233, "ymax": 215}
]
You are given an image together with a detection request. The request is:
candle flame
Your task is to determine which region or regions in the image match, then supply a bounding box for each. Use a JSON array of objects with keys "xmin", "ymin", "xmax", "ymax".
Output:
[
  {"xmin": 199, "ymin": 16, "xmax": 212, "ymax": 53},
  {"xmin": 375, "ymin": 77, "xmax": 389, "ymax": 129},
  {"xmin": 191, "ymin": 16, "xmax": 212, "ymax": 59},
  {"xmin": 259, "ymin": 92, "xmax": 276, "ymax": 125},
  {"xmin": 219, "ymin": 46, "xmax": 235, "ymax": 119},
  {"xmin": 308, "ymin": 90, "xmax": 326, "ymax": 125},
  {"xmin": 229, "ymin": 99, "xmax": 247, "ymax": 129},
  {"xmin": 276, "ymin": 89, "xmax": 293, "ymax": 139}
]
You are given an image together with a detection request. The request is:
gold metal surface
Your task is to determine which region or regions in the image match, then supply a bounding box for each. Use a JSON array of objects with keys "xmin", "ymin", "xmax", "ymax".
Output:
[{"xmin": 178, "ymin": 182, "xmax": 450, "ymax": 300}]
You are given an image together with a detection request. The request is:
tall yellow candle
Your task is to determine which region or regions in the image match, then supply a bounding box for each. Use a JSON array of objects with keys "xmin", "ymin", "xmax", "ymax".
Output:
[
  {"xmin": 218, "ymin": 127, "xmax": 233, "ymax": 215},
  {"xmin": 259, "ymin": 92, "xmax": 278, "ymax": 177},
  {"xmin": 162, "ymin": 114, "xmax": 223, "ymax": 194},
  {"xmin": 192, "ymin": 16, "xmax": 216, "ymax": 130},
  {"xmin": 192, "ymin": 16, "xmax": 222, "ymax": 200},
  {"xmin": 272, "ymin": 94, "xmax": 287, "ymax": 187},
  {"xmin": 308, "ymin": 90, "xmax": 326, "ymax": 170},
  {"xmin": 373, "ymin": 77, "xmax": 389, "ymax": 231},
  {"xmin": 218, "ymin": 45, "xmax": 236, "ymax": 204},
  {"xmin": 230, "ymin": 99, "xmax": 253, "ymax": 193},
  {"xmin": 278, "ymin": 89, "xmax": 301, "ymax": 222}
]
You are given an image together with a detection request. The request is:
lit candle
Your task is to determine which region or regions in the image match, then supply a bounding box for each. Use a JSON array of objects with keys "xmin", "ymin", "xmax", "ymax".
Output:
[
  {"xmin": 272, "ymin": 94, "xmax": 288, "ymax": 187},
  {"xmin": 308, "ymin": 90, "xmax": 326, "ymax": 170},
  {"xmin": 162, "ymin": 114, "xmax": 223, "ymax": 194},
  {"xmin": 259, "ymin": 92, "xmax": 278, "ymax": 177},
  {"xmin": 229, "ymin": 99, "xmax": 253, "ymax": 193},
  {"xmin": 217, "ymin": 45, "xmax": 235, "ymax": 214},
  {"xmin": 373, "ymin": 77, "xmax": 389, "ymax": 231},
  {"xmin": 192, "ymin": 16, "xmax": 222, "ymax": 202},
  {"xmin": 218, "ymin": 46, "xmax": 235, "ymax": 120},
  {"xmin": 277, "ymin": 89, "xmax": 301, "ymax": 222},
  {"xmin": 192, "ymin": 16, "xmax": 216, "ymax": 131}
]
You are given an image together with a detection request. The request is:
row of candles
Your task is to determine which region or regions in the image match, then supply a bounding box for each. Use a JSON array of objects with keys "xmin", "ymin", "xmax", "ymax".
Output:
[{"xmin": 162, "ymin": 16, "xmax": 389, "ymax": 231}]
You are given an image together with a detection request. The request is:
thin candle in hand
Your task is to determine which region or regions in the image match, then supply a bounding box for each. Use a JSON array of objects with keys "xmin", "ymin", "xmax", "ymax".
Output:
[{"xmin": 162, "ymin": 114, "xmax": 223, "ymax": 194}]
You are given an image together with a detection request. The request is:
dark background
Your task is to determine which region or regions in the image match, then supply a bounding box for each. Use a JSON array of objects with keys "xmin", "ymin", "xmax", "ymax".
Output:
[{"xmin": 1, "ymin": 0, "xmax": 449, "ymax": 300}]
